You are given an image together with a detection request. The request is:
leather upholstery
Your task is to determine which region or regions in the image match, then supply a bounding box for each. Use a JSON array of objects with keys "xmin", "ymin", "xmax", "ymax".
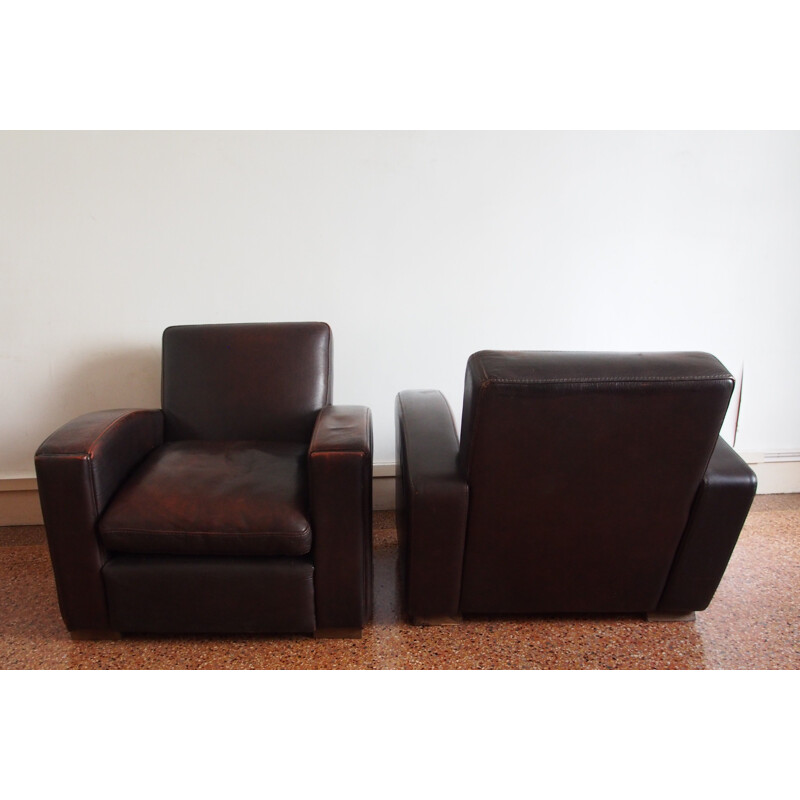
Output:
[
  {"xmin": 104, "ymin": 556, "xmax": 315, "ymax": 633},
  {"xmin": 396, "ymin": 350, "xmax": 757, "ymax": 621},
  {"xmin": 162, "ymin": 322, "xmax": 332, "ymax": 442},
  {"xmin": 309, "ymin": 405, "xmax": 374, "ymax": 629},
  {"xmin": 657, "ymin": 436, "xmax": 758, "ymax": 612},
  {"xmin": 98, "ymin": 441, "xmax": 311, "ymax": 557},
  {"xmin": 461, "ymin": 351, "xmax": 734, "ymax": 613},
  {"xmin": 36, "ymin": 408, "xmax": 165, "ymax": 514},
  {"xmin": 35, "ymin": 409, "xmax": 164, "ymax": 630},
  {"xmin": 395, "ymin": 391, "xmax": 468, "ymax": 620},
  {"xmin": 35, "ymin": 322, "xmax": 371, "ymax": 636}
]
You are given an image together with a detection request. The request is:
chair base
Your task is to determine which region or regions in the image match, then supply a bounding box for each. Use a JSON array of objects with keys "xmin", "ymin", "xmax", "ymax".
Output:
[
  {"xmin": 314, "ymin": 627, "xmax": 363, "ymax": 639},
  {"xmin": 69, "ymin": 629, "xmax": 123, "ymax": 640},
  {"xmin": 646, "ymin": 611, "xmax": 696, "ymax": 622}
]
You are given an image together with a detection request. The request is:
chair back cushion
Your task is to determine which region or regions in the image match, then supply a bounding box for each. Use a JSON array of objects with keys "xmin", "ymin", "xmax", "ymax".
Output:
[
  {"xmin": 458, "ymin": 350, "xmax": 734, "ymax": 613},
  {"xmin": 162, "ymin": 322, "xmax": 331, "ymax": 441}
]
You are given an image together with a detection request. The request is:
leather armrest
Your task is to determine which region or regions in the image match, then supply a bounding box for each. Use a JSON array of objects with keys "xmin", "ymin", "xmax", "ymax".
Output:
[
  {"xmin": 657, "ymin": 437, "xmax": 757, "ymax": 613},
  {"xmin": 36, "ymin": 409, "xmax": 164, "ymax": 512},
  {"xmin": 308, "ymin": 405, "xmax": 373, "ymax": 631},
  {"xmin": 34, "ymin": 408, "xmax": 164, "ymax": 630},
  {"xmin": 396, "ymin": 390, "xmax": 469, "ymax": 621}
]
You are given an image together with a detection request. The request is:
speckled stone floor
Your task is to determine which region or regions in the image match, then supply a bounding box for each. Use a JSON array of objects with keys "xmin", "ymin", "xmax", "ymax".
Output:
[{"xmin": 1, "ymin": 495, "xmax": 798, "ymax": 669}]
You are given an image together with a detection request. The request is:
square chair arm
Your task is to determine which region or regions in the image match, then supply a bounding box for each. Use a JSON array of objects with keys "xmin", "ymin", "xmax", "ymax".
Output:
[
  {"xmin": 657, "ymin": 436, "xmax": 757, "ymax": 613},
  {"xmin": 34, "ymin": 408, "xmax": 164, "ymax": 631},
  {"xmin": 309, "ymin": 405, "xmax": 373, "ymax": 631},
  {"xmin": 395, "ymin": 390, "xmax": 469, "ymax": 622}
]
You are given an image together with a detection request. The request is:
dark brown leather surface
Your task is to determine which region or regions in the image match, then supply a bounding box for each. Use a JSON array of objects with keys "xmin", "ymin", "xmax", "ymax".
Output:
[
  {"xmin": 309, "ymin": 405, "xmax": 373, "ymax": 630},
  {"xmin": 162, "ymin": 322, "xmax": 331, "ymax": 442},
  {"xmin": 657, "ymin": 437, "xmax": 757, "ymax": 612},
  {"xmin": 103, "ymin": 556, "xmax": 315, "ymax": 633},
  {"xmin": 458, "ymin": 351, "xmax": 735, "ymax": 613},
  {"xmin": 98, "ymin": 441, "xmax": 311, "ymax": 557},
  {"xmin": 34, "ymin": 409, "xmax": 164, "ymax": 630},
  {"xmin": 36, "ymin": 408, "xmax": 165, "ymax": 513},
  {"xmin": 460, "ymin": 350, "xmax": 734, "ymax": 476},
  {"xmin": 395, "ymin": 390, "xmax": 469, "ymax": 620},
  {"xmin": 35, "ymin": 323, "xmax": 371, "ymax": 635}
]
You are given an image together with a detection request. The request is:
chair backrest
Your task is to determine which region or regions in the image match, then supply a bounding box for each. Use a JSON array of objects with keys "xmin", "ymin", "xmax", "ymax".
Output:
[
  {"xmin": 162, "ymin": 322, "xmax": 332, "ymax": 442},
  {"xmin": 458, "ymin": 350, "xmax": 734, "ymax": 614}
]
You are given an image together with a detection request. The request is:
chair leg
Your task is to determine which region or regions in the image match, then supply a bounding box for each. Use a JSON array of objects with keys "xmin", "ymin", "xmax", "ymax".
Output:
[
  {"xmin": 314, "ymin": 627, "xmax": 363, "ymax": 639},
  {"xmin": 646, "ymin": 611, "xmax": 696, "ymax": 622},
  {"xmin": 411, "ymin": 615, "xmax": 463, "ymax": 626},
  {"xmin": 69, "ymin": 630, "xmax": 123, "ymax": 640}
]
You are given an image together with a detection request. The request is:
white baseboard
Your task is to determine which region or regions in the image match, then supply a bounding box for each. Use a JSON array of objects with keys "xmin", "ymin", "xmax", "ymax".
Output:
[
  {"xmin": 2, "ymin": 457, "xmax": 798, "ymax": 525},
  {"xmin": 741, "ymin": 455, "xmax": 800, "ymax": 495},
  {"xmin": 373, "ymin": 477, "xmax": 395, "ymax": 511},
  {"xmin": 0, "ymin": 479, "xmax": 44, "ymax": 525}
]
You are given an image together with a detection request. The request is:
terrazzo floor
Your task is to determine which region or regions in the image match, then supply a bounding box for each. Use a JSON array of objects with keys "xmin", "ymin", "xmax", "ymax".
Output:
[{"xmin": 1, "ymin": 494, "xmax": 798, "ymax": 669}]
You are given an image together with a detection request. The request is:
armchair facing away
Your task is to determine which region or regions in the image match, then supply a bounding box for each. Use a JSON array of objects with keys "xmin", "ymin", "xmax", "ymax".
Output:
[
  {"xmin": 36, "ymin": 323, "xmax": 373, "ymax": 638},
  {"xmin": 396, "ymin": 351, "xmax": 756, "ymax": 623}
]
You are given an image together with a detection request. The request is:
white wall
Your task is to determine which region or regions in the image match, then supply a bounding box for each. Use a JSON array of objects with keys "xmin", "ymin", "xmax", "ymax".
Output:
[{"xmin": 1, "ymin": 131, "xmax": 799, "ymax": 478}]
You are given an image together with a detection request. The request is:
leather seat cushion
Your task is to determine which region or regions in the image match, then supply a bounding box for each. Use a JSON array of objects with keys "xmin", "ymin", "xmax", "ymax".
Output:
[{"xmin": 98, "ymin": 441, "xmax": 312, "ymax": 557}]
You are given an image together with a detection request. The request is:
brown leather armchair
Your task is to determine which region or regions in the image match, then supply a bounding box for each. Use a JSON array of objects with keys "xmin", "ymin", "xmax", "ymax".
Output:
[
  {"xmin": 396, "ymin": 351, "xmax": 756, "ymax": 623},
  {"xmin": 35, "ymin": 322, "xmax": 373, "ymax": 638}
]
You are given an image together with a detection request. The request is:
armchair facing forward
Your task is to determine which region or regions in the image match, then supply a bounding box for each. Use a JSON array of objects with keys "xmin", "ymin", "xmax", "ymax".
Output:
[
  {"xmin": 36, "ymin": 322, "xmax": 373, "ymax": 638},
  {"xmin": 396, "ymin": 351, "xmax": 756, "ymax": 623}
]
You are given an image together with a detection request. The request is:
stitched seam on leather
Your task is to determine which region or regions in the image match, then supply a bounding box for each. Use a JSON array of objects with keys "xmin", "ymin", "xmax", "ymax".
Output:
[
  {"xmin": 326, "ymin": 324, "xmax": 333, "ymax": 405},
  {"xmin": 473, "ymin": 354, "xmax": 490, "ymax": 383},
  {"xmin": 38, "ymin": 410, "xmax": 146, "ymax": 457},
  {"xmin": 85, "ymin": 455, "xmax": 100, "ymax": 519},
  {"xmin": 37, "ymin": 452, "xmax": 100, "ymax": 459},
  {"xmin": 309, "ymin": 450, "xmax": 368, "ymax": 458},
  {"xmin": 102, "ymin": 527, "xmax": 311, "ymax": 536},
  {"xmin": 486, "ymin": 374, "xmax": 731, "ymax": 384},
  {"xmin": 85, "ymin": 410, "xmax": 149, "ymax": 458},
  {"xmin": 466, "ymin": 378, "xmax": 488, "ymax": 477}
]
